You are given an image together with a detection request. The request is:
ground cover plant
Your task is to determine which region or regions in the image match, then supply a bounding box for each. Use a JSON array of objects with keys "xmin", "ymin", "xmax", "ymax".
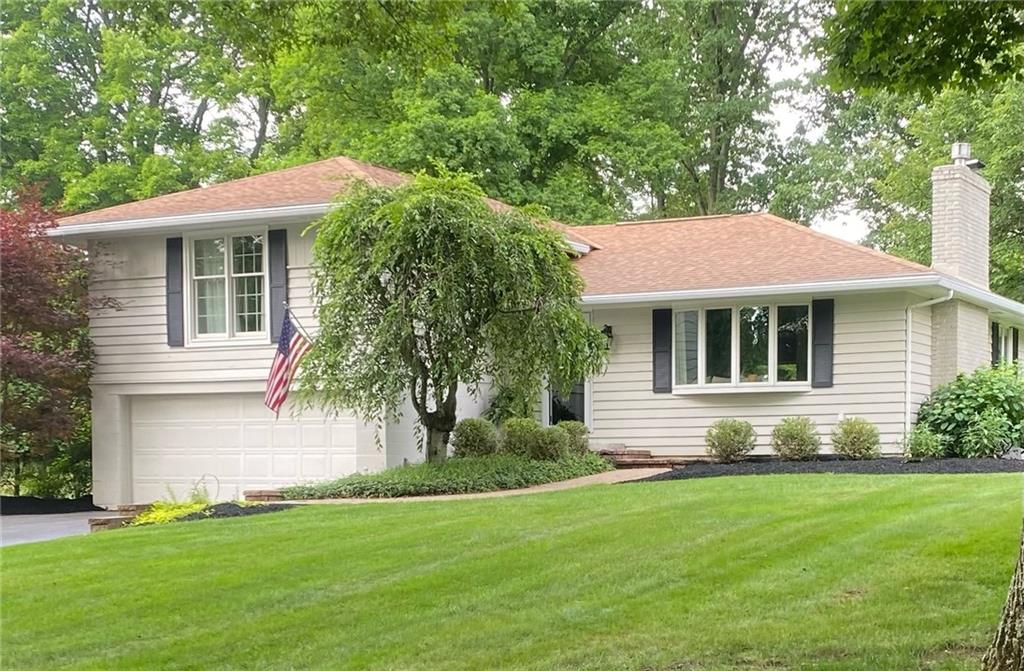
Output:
[
  {"xmin": 2, "ymin": 474, "xmax": 1021, "ymax": 670},
  {"xmin": 281, "ymin": 453, "xmax": 611, "ymax": 499}
]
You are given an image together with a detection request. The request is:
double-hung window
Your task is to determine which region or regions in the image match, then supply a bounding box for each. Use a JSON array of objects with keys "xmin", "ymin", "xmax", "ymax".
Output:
[
  {"xmin": 673, "ymin": 304, "xmax": 810, "ymax": 390},
  {"xmin": 189, "ymin": 232, "xmax": 267, "ymax": 342}
]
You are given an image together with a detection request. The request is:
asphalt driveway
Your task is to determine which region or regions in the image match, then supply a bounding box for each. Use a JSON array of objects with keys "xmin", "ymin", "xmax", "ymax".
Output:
[{"xmin": 1, "ymin": 512, "xmax": 115, "ymax": 547}]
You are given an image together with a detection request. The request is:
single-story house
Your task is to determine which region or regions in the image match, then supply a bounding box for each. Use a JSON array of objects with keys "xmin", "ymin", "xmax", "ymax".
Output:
[{"xmin": 52, "ymin": 146, "xmax": 1024, "ymax": 507}]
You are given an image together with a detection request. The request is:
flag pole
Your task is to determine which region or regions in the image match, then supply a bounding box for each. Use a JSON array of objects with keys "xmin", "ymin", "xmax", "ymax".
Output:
[{"xmin": 282, "ymin": 301, "xmax": 315, "ymax": 342}]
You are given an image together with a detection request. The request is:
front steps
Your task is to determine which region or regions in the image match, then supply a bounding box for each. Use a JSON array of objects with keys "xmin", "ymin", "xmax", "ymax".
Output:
[{"xmin": 598, "ymin": 446, "xmax": 696, "ymax": 469}]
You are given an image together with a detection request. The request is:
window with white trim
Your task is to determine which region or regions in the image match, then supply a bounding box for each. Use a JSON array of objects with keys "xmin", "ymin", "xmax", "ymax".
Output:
[
  {"xmin": 189, "ymin": 232, "xmax": 267, "ymax": 340},
  {"xmin": 673, "ymin": 304, "xmax": 810, "ymax": 389}
]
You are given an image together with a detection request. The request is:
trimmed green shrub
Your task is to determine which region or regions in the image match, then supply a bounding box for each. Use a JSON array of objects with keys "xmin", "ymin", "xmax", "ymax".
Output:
[
  {"xmin": 961, "ymin": 409, "xmax": 1018, "ymax": 458},
  {"xmin": 770, "ymin": 416, "xmax": 821, "ymax": 460},
  {"xmin": 500, "ymin": 417, "xmax": 542, "ymax": 458},
  {"xmin": 557, "ymin": 420, "xmax": 590, "ymax": 455},
  {"xmin": 831, "ymin": 417, "xmax": 880, "ymax": 459},
  {"xmin": 918, "ymin": 363, "xmax": 1024, "ymax": 456},
  {"xmin": 532, "ymin": 425, "xmax": 571, "ymax": 461},
  {"xmin": 451, "ymin": 418, "xmax": 499, "ymax": 458},
  {"xmin": 280, "ymin": 453, "xmax": 613, "ymax": 499},
  {"xmin": 902, "ymin": 425, "xmax": 947, "ymax": 459},
  {"xmin": 705, "ymin": 419, "xmax": 756, "ymax": 462}
]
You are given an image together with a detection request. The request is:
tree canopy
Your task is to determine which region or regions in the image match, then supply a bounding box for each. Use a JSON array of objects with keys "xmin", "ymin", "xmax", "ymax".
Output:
[
  {"xmin": 0, "ymin": 192, "xmax": 98, "ymax": 495},
  {"xmin": 297, "ymin": 171, "xmax": 608, "ymax": 462},
  {"xmin": 821, "ymin": 1, "xmax": 1024, "ymax": 94},
  {"xmin": 2, "ymin": 0, "xmax": 807, "ymax": 224}
]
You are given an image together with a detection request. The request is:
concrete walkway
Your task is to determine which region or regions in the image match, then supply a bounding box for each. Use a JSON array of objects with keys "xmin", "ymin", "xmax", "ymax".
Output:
[{"xmin": 288, "ymin": 467, "xmax": 668, "ymax": 505}]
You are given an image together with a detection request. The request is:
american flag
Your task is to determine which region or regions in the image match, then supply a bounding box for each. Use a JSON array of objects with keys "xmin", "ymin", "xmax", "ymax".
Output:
[{"xmin": 264, "ymin": 312, "xmax": 312, "ymax": 415}]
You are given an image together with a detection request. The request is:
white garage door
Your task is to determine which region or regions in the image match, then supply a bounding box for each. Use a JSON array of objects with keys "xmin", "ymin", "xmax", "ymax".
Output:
[{"xmin": 130, "ymin": 393, "xmax": 360, "ymax": 503}]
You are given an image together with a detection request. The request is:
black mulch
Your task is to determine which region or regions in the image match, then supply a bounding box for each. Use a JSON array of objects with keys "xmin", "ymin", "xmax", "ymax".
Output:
[
  {"xmin": 636, "ymin": 457, "xmax": 1024, "ymax": 483},
  {"xmin": 179, "ymin": 502, "xmax": 296, "ymax": 522},
  {"xmin": 1, "ymin": 495, "xmax": 103, "ymax": 515}
]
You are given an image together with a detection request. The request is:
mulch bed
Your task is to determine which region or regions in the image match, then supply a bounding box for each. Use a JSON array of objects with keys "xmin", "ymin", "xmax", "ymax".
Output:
[
  {"xmin": 179, "ymin": 502, "xmax": 295, "ymax": 522},
  {"xmin": 637, "ymin": 457, "xmax": 1024, "ymax": 483},
  {"xmin": 1, "ymin": 495, "xmax": 103, "ymax": 516}
]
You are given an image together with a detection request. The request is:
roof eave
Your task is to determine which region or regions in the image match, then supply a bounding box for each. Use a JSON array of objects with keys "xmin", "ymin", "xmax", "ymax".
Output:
[
  {"xmin": 50, "ymin": 203, "xmax": 333, "ymax": 238},
  {"xmin": 581, "ymin": 274, "xmax": 1024, "ymax": 324}
]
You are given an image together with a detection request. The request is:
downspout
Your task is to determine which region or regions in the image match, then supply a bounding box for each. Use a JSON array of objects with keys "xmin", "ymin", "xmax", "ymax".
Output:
[{"xmin": 905, "ymin": 291, "xmax": 954, "ymax": 437}]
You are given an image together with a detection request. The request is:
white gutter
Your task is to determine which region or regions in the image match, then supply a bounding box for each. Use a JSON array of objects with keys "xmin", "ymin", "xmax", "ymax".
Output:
[
  {"xmin": 936, "ymin": 276, "xmax": 1024, "ymax": 323},
  {"xmin": 581, "ymin": 273, "xmax": 1024, "ymax": 323},
  {"xmin": 581, "ymin": 275, "xmax": 943, "ymax": 305},
  {"xmin": 904, "ymin": 290, "xmax": 954, "ymax": 438},
  {"xmin": 51, "ymin": 202, "xmax": 595, "ymax": 256},
  {"xmin": 49, "ymin": 203, "xmax": 333, "ymax": 237}
]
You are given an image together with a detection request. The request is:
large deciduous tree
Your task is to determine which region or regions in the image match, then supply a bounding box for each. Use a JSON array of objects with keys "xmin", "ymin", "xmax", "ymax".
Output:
[
  {"xmin": 822, "ymin": 0, "xmax": 1024, "ymax": 94},
  {"xmin": 0, "ymin": 193, "xmax": 96, "ymax": 495},
  {"xmin": 297, "ymin": 171, "xmax": 608, "ymax": 462},
  {"xmin": 819, "ymin": 6, "xmax": 1024, "ymax": 666}
]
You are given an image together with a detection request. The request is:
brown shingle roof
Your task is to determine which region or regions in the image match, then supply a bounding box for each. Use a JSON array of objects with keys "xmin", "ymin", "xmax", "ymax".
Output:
[
  {"xmin": 57, "ymin": 155, "xmax": 600, "ymax": 249},
  {"xmin": 568, "ymin": 213, "xmax": 931, "ymax": 296},
  {"xmin": 58, "ymin": 156, "xmax": 408, "ymax": 226}
]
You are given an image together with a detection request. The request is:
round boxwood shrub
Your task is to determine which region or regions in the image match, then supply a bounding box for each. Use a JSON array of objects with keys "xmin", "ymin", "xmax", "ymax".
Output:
[
  {"xmin": 557, "ymin": 420, "xmax": 589, "ymax": 455},
  {"xmin": 961, "ymin": 408, "xmax": 1018, "ymax": 458},
  {"xmin": 532, "ymin": 425, "xmax": 571, "ymax": 461},
  {"xmin": 917, "ymin": 363, "xmax": 1024, "ymax": 457},
  {"xmin": 705, "ymin": 419, "xmax": 756, "ymax": 462},
  {"xmin": 831, "ymin": 417, "xmax": 880, "ymax": 459},
  {"xmin": 500, "ymin": 417, "xmax": 542, "ymax": 458},
  {"xmin": 902, "ymin": 424, "xmax": 946, "ymax": 460},
  {"xmin": 451, "ymin": 418, "xmax": 499, "ymax": 458},
  {"xmin": 770, "ymin": 416, "xmax": 821, "ymax": 460}
]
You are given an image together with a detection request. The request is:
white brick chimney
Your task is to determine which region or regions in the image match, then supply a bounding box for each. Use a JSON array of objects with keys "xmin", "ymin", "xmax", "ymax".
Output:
[
  {"xmin": 929, "ymin": 143, "xmax": 993, "ymax": 387},
  {"xmin": 931, "ymin": 142, "xmax": 990, "ymax": 288}
]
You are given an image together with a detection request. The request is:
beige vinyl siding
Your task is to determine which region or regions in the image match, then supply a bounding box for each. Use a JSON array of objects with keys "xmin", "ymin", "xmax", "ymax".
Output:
[
  {"xmin": 88, "ymin": 223, "xmax": 316, "ymax": 386},
  {"xmin": 588, "ymin": 293, "xmax": 930, "ymax": 456}
]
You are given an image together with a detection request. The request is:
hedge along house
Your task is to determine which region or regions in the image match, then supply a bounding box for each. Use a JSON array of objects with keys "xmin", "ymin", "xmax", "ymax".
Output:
[{"xmin": 53, "ymin": 145, "xmax": 1024, "ymax": 506}]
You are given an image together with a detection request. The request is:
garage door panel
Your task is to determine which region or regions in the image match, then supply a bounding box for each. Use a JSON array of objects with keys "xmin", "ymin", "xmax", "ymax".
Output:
[{"xmin": 130, "ymin": 394, "xmax": 362, "ymax": 503}]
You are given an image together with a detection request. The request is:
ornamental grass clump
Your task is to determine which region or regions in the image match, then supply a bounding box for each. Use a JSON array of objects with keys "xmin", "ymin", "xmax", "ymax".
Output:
[
  {"xmin": 771, "ymin": 416, "xmax": 821, "ymax": 460},
  {"xmin": 831, "ymin": 417, "xmax": 880, "ymax": 459},
  {"xmin": 705, "ymin": 419, "xmax": 756, "ymax": 462},
  {"xmin": 451, "ymin": 418, "xmax": 499, "ymax": 458}
]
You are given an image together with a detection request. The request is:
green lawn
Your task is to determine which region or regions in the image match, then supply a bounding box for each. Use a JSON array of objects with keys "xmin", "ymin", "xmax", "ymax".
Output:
[{"xmin": 3, "ymin": 474, "xmax": 1021, "ymax": 671}]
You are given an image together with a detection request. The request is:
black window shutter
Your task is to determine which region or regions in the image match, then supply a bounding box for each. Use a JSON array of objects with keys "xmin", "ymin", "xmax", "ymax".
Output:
[
  {"xmin": 1013, "ymin": 328, "xmax": 1020, "ymax": 364},
  {"xmin": 652, "ymin": 309, "xmax": 672, "ymax": 393},
  {"xmin": 166, "ymin": 238, "xmax": 184, "ymax": 347},
  {"xmin": 992, "ymin": 323, "xmax": 1001, "ymax": 365},
  {"xmin": 811, "ymin": 299, "xmax": 834, "ymax": 388},
  {"xmin": 268, "ymin": 229, "xmax": 288, "ymax": 343}
]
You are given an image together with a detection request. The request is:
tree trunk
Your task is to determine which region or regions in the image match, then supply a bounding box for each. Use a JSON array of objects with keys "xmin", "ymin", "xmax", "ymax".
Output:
[
  {"xmin": 983, "ymin": 520, "xmax": 1024, "ymax": 670},
  {"xmin": 12, "ymin": 458, "xmax": 22, "ymax": 496},
  {"xmin": 426, "ymin": 426, "xmax": 449, "ymax": 464}
]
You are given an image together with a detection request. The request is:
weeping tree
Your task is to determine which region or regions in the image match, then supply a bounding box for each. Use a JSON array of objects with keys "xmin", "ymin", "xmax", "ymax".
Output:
[{"xmin": 297, "ymin": 170, "xmax": 608, "ymax": 463}]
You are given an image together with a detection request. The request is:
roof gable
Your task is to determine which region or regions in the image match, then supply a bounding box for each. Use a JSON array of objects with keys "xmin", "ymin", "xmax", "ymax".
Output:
[{"xmin": 568, "ymin": 213, "xmax": 931, "ymax": 296}]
